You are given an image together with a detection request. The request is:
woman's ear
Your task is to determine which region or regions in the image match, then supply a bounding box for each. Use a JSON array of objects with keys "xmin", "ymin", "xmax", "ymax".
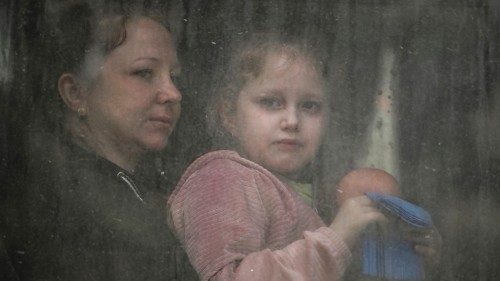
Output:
[{"xmin": 58, "ymin": 73, "xmax": 88, "ymax": 115}]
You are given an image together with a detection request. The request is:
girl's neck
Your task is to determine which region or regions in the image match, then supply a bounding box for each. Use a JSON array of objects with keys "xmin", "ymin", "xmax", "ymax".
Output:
[
  {"xmin": 275, "ymin": 172, "xmax": 299, "ymax": 184},
  {"xmin": 234, "ymin": 147, "xmax": 308, "ymax": 183}
]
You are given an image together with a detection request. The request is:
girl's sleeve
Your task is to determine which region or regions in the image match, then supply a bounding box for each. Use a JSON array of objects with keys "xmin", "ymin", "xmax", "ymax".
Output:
[{"xmin": 169, "ymin": 160, "xmax": 351, "ymax": 281}]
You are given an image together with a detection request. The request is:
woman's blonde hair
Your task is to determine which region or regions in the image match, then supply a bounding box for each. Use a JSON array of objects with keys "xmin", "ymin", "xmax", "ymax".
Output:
[{"xmin": 42, "ymin": 0, "xmax": 174, "ymax": 133}]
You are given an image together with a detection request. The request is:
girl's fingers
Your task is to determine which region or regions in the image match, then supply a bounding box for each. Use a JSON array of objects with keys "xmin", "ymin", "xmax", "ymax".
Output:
[
  {"xmin": 344, "ymin": 195, "xmax": 376, "ymax": 207},
  {"xmin": 350, "ymin": 195, "xmax": 443, "ymax": 264},
  {"xmin": 330, "ymin": 196, "xmax": 389, "ymax": 248}
]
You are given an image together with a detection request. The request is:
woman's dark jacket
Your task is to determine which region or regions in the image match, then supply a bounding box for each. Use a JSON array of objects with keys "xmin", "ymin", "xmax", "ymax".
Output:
[{"xmin": 4, "ymin": 134, "xmax": 197, "ymax": 281}]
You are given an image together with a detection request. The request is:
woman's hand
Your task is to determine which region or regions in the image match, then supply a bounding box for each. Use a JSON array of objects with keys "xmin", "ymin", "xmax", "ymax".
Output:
[
  {"xmin": 402, "ymin": 224, "xmax": 442, "ymax": 266},
  {"xmin": 329, "ymin": 195, "xmax": 388, "ymax": 249}
]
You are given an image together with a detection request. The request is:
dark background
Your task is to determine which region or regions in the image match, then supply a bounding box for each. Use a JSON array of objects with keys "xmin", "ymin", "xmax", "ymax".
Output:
[{"xmin": 1, "ymin": 0, "xmax": 499, "ymax": 280}]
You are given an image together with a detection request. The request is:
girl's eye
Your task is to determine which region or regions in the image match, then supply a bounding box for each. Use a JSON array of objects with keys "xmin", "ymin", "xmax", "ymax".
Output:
[
  {"xmin": 133, "ymin": 69, "xmax": 153, "ymax": 79},
  {"xmin": 301, "ymin": 101, "xmax": 322, "ymax": 114},
  {"xmin": 259, "ymin": 97, "xmax": 282, "ymax": 109}
]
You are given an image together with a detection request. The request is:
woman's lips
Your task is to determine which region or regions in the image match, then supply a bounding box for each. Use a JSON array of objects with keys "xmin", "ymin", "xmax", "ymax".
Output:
[{"xmin": 149, "ymin": 116, "xmax": 173, "ymax": 129}]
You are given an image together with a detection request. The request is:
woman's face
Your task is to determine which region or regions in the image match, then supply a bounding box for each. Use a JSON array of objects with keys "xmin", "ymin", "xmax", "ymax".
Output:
[{"xmin": 84, "ymin": 17, "xmax": 181, "ymax": 158}]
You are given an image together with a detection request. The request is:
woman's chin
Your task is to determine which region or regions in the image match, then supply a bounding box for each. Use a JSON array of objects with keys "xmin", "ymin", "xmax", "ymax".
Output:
[{"xmin": 140, "ymin": 137, "xmax": 169, "ymax": 152}]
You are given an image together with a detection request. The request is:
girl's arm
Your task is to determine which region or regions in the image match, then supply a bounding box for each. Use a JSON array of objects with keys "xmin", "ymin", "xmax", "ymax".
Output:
[
  {"xmin": 169, "ymin": 159, "xmax": 351, "ymax": 281},
  {"xmin": 211, "ymin": 228, "xmax": 350, "ymax": 280}
]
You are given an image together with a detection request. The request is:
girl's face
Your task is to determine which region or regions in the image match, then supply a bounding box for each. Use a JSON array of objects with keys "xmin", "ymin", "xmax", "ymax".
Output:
[
  {"xmin": 229, "ymin": 51, "xmax": 328, "ymax": 178},
  {"xmin": 84, "ymin": 17, "xmax": 181, "ymax": 158}
]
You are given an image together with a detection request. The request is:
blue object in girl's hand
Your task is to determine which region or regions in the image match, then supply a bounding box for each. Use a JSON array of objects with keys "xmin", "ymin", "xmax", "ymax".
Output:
[
  {"xmin": 365, "ymin": 192, "xmax": 433, "ymax": 228},
  {"xmin": 362, "ymin": 192, "xmax": 433, "ymax": 281}
]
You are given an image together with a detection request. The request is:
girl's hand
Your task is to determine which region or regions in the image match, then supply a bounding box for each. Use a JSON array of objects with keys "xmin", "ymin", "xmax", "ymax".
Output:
[
  {"xmin": 329, "ymin": 195, "xmax": 388, "ymax": 249},
  {"xmin": 402, "ymin": 225, "xmax": 442, "ymax": 266}
]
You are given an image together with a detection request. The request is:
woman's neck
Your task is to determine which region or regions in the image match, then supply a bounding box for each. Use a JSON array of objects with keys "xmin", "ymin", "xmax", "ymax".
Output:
[{"xmin": 67, "ymin": 119, "xmax": 140, "ymax": 173}]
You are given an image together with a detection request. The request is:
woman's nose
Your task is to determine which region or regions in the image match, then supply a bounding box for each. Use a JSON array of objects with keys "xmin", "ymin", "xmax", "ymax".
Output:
[
  {"xmin": 280, "ymin": 107, "xmax": 299, "ymax": 131},
  {"xmin": 156, "ymin": 75, "xmax": 182, "ymax": 104}
]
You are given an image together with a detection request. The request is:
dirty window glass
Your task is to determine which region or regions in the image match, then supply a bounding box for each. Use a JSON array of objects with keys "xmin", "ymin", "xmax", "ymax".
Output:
[{"xmin": 1, "ymin": 1, "xmax": 499, "ymax": 280}]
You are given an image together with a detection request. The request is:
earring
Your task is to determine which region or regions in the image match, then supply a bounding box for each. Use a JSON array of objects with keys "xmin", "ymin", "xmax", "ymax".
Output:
[{"xmin": 77, "ymin": 107, "xmax": 87, "ymax": 118}]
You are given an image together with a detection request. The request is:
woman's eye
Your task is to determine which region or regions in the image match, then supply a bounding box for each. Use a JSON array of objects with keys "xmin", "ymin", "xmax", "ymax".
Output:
[
  {"xmin": 133, "ymin": 69, "xmax": 153, "ymax": 79},
  {"xmin": 170, "ymin": 72, "xmax": 180, "ymax": 86},
  {"xmin": 259, "ymin": 97, "xmax": 282, "ymax": 109},
  {"xmin": 301, "ymin": 101, "xmax": 322, "ymax": 113}
]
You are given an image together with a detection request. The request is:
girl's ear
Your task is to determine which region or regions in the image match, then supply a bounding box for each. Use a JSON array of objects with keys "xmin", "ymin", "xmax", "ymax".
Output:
[
  {"xmin": 219, "ymin": 99, "xmax": 237, "ymax": 137},
  {"xmin": 58, "ymin": 73, "xmax": 88, "ymax": 114}
]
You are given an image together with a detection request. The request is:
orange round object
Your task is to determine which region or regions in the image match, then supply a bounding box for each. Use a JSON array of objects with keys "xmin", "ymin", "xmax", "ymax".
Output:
[{"xmin": 335, "ymin": 168, "xmax": 401, "ymax": 205}]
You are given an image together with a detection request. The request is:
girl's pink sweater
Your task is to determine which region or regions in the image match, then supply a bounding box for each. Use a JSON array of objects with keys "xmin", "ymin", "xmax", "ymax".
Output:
[{"xmin": 168, "ymin": 150, "xmax": 351, "ymax": 280}]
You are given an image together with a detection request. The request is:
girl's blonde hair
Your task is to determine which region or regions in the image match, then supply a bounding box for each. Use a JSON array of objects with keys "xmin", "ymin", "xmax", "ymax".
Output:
[{"xmin": 207, "ymin": 32, "xmax": 330, "ymax": 149}]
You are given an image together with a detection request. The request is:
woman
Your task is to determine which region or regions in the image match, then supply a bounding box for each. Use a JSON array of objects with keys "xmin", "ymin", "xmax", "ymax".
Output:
[{"xmin": 6, "ymin": 1, "xmax": 196, "ymax": 280}]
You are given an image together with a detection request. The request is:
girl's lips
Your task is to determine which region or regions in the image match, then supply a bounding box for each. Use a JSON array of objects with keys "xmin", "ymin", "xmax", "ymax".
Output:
[
  {"xmin": 275, "ymin": 139, "xmax": 303, "ymax": 150},
  {"xmin": 276, "ymin": 139, "xmax": 301, "ymax": 145}
]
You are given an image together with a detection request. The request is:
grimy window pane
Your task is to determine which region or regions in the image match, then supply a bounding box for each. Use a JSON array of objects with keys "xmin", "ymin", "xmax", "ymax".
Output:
[{"xmin": 1, "ymin": 0, "xmax": 499, "ymax": 280}]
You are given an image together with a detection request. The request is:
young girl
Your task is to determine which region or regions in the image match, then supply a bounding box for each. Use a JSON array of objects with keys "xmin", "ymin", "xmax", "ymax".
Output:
[{"xmin": 167, "ymin": 34, "xmax": 388, "ymax": 280}]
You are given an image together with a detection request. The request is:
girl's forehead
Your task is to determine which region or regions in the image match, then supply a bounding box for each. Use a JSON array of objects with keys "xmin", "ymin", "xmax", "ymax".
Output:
[
  {"xmin": 265, "ymin": 49, "xmax": 299, "ymax": 65},
  {"xmin": 241, "ymin": 51, "xmax": 326, "ymax": 99},
  {"xmin": 268, "ymin": 51, "xmax": 294, "ymax": 69},
  {"xmin": 262, "ymin": 51, "xmax": 317, "ymax": 76},
  {"xmin": 261, "ymin": 52, "xmax": 324, "ymax": 88}
]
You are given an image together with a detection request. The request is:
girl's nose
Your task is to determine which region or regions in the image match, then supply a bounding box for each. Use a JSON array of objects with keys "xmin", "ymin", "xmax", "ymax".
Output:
[
  {"xmin": 157, "ymin": 75, "xmax": 182, "ymax": 104},
  {"xmin": 280, "ymin": 107, "xmax": 299, "ymax": 131}
]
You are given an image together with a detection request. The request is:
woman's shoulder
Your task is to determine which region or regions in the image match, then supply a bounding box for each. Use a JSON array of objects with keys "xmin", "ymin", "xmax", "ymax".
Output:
[{"xmin": 27, "ymin": 131, "xmax": 131, "ymax": 204}]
